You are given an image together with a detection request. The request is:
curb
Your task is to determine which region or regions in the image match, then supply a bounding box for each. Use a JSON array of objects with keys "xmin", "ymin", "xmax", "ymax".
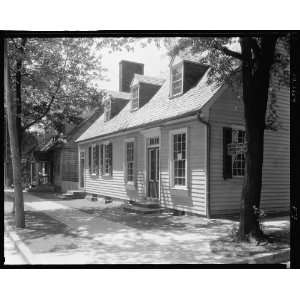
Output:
[
  {"xmin": 4, "ymin": 219, "xmax": 38, "ymax": 265},
  {"xmin": 232, "ymin": 248, "xmax": 290, "ymax": 264}
]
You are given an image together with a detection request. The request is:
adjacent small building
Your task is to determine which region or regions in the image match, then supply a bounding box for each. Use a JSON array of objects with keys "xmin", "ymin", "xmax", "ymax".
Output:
[
  {"xmin": 75, "ymin": 55, "xmax": 289, "ymax": 217},
  {"xmin": 33, "ymin": 108, "xmax": 103, "ymax": 192}
]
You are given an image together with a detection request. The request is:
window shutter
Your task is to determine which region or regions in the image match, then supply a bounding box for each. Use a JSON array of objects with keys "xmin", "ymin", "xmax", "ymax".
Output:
[
  {"xmin": 109, "ymin": 143, "xmax": 113, "ymax": 176},
  {"xmin": 124, "ymin": 143, "xmax": 128, "ymax": 183},
  {"xmin": 88, "ymin": 146, "xmax": 92, "ymax": 174},
  {"xmin": 95, "ymin": 145, "xmax": 99, "ymax": 175},
  {"xmin": 100, "ymin": 144, "xmax": 104, "ymax": 175},
  {"xmin": 223, "ymin": 127, "xmax": 232, "ymax": 179},
  {"xmin": 133, "ymin": 140, "xmax": 137, "ymax": 187}
]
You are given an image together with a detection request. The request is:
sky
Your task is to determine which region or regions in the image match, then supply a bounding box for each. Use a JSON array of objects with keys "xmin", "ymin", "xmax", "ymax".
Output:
[
  {"xmin": 94, "ymin": 41, "xmax": 171, "ymax": 91},
  {"xmin": 93, "ymin": 38, "xmax": 241, "ymax": 92}
]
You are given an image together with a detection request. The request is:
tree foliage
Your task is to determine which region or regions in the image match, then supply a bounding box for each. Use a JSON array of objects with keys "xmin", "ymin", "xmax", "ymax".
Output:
[
  {"xmin": 165, "ymin": 36, "xmax": 289, "ymax": 241},
  {"xmin": 8, "ymin": 38, "xmax": 106, "ymax": 133}
]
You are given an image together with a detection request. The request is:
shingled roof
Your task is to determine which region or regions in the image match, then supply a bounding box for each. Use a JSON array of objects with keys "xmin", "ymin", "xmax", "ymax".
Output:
[
  {"xmin": 103, "ymin": 90, "xmax": 131, "ymax": 100},
  {"xmin": 131, "ymin": 74, "xmax": 165, "ymax": 87},
  {"xmin": 76, "ymin": 69, "xmax": 221, "ymax": 143}
]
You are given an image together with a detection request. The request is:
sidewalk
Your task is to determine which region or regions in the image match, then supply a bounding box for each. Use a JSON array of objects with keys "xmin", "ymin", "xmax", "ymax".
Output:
[{"xmin": 4, "ymin": 192, "xmax": 290, "ymax": 265}]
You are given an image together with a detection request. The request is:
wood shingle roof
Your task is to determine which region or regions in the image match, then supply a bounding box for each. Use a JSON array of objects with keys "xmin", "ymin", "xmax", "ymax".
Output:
[{"xmin": 76, "ymin": 69, "xmax": 221, "ymax": 143}]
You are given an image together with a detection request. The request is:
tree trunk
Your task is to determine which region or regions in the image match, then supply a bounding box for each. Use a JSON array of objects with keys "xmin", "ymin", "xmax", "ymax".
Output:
[
  {"xmin": 239, "ymin": 36, "xmax": 277, "ymax": 240},
  {"xmin": 4, "ymin": 38, "xmax": 25, "ymax": 228},
  {"xmin": 16, "ymin": 38, "xmax": 27, "ymax": 156}
]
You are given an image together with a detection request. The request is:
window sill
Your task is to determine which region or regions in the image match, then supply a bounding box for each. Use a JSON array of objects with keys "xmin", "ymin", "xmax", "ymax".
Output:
[
  {"xmin": 169, "ymin": 92, "xmax": 183, "ymax": 100},
  {"xmin": 171, "ymin": 185, "xmax": 189, "ymax": 191}
]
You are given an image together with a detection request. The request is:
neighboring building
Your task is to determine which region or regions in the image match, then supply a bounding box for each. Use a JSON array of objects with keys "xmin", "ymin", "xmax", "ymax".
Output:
[
  {"xmin": 76, "ymin": 55, "xmax": 289, "ymax": 217},
  {"xmin": 33, "ymin": 108, "xmax": 103, "ymax": 192}
]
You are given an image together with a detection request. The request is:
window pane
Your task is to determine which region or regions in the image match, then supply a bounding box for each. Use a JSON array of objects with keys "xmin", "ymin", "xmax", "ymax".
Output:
[
  {"xmin": 173, "ymin": 132, "xmax": 186, "ymax": 186},
  {"xmin": 131, "ymin": 87, "xmax": 139, "ymax": 110},
  {"xmin": 172, "ymin": 64, "xmax": 183, "ymax": 95},
  {"xmin": 172, "ymin": 82, "xmax": 182, "ymax": 95},
  {"xmin": 232, "ymin": 153, "xmax": 245, "ymax": 177},
  {"xmin": 92, "ymin": 145, "xmax": 97, "ymax": 173},
  {"xmin": 231, "ymin": 129, "xmax": 246, "ymax": 177},
  {"xmin": 126, "ymin": 142, "xmax": 134, "ymax": 181}
]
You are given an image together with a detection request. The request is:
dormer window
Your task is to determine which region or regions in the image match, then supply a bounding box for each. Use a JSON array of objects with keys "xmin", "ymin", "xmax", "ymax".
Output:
[
  {"xmin": 131, "ymin": 85, "xmax": 139, "ymax": 111},
  {"xmin": 171, "ymin": 63, "xmax": 183, "ymax": 97},
  {"xmin": 104, "ymin": 98, "xmax": 111, "ymax": 122}
]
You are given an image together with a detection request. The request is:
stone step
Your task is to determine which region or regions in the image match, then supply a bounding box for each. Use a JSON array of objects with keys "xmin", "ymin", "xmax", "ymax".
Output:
[
  {"xmin": 28, "ymin": 185, "xmax": 56, "ymax": 193},
  {"xmin": 123, "ymin": 203, "xmax": 162, "ymax": 214},
  {"xmin": 66, "ymin": 190, "xmax": 86, "ymax": 196},
  {"xmin": 58, "ymin": 193, "xmax": 84, "ymax": 200},
  {"xmin": 128, "ymin": 200, "xmax": 160, "ymax": 209},
  {"xmin": 57, "ymin": 190, "xmax": 86, "ymax": 200}
]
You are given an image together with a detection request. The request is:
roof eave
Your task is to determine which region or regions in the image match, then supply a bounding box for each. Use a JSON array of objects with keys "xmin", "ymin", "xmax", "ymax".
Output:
[{"xmin": 76, "ymin": 110, "xmax": 200, "ymax": 144}]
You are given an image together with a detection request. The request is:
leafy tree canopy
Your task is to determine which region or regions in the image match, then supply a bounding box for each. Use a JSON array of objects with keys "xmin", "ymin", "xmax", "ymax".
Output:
[{"xmin": 8, "ymin": 38, "xmax": 106, "ymax": 133}]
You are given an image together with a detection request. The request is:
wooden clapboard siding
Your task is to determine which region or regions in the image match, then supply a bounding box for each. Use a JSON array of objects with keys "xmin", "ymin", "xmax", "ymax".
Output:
[
  {"xmin": 79, "ymin": 134, "xmax": 143, "ymax": 201},
  {"xmin": 260, "ymin": 75, "xmax": 290, "ymax": 212},
  {"xmin": 52, "ymin": 149, "xmax": 61, "ymax": 187},
  {"xmin": 209, "ymin": 79, "xmax": 290, "ymax": 216},
  {"xmin": 60, "ymin": 180, "xmax": 79, "ymax": 193},
  {"xmin": 78, "ymin": 119, "xmax": 207, "ymax": 215},
  {"xmin": 61, "ymin": 142, "xmax": 79, "ymax": 182},
  {"xmin": 159, "ymin": 120, "xmax": 207, "ymax": 216}
]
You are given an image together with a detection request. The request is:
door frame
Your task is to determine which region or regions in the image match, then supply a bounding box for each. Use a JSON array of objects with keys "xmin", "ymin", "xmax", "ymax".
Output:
[
  {"xmin": 142, "ymin": 127, "xmax": 161, "ymax": 201},
  {"xmin": 147, "ymin": 146, "xmax": 159, "ymax": 199},
  {"xmin": 79, "ymin": 150, "xmax": 85, "ymax": 190}
]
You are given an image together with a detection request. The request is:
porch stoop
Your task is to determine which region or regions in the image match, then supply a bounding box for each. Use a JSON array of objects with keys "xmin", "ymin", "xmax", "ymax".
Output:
[
  {"xmin": 58, "ymin": 190, "xmax": 86, "ymax": 200},
  {"xmin": 27, "ymin": 184, "xmax": 57, "ymax": 193},
  {"xmin": 123, "ymin": 199, "xmax": 162, "ymax": 214}
]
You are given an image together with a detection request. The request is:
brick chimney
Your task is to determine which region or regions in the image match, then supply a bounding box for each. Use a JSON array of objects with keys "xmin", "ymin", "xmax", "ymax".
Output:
[{"xmin": 119, "ymin": 60, "xmax": 144, "ymax": 92}]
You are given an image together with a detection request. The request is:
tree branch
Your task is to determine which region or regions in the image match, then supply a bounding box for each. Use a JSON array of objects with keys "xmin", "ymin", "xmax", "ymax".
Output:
[
  {"xmin": 22, "ymin": 54, "xmax": 68, "ymax": 131},
  {"xmin": 23, "ymin": 77, "xmax": 63, "ymax": 130},
  {"xmin": 214, "ymin": 44, "xmax": 244, "ymax": 60},
  {"xmin": 249, "ymin": 37, "xmax": 262, "ymax": 59}
]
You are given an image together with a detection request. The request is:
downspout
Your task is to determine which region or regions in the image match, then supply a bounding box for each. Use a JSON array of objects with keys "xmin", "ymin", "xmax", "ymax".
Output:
[{"xmin": 197, "ymin": 111, "xmax": 211, "ymax": 219}]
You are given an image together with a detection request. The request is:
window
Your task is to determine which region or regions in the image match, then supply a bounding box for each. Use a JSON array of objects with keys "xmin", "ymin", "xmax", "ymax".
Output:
[
  {"xmin": 104, "ymin": 99, "xmax": 111, "ymax": 121},
  {"xmin": 131, "ymin": 86, "xmax": 139, "ymax": 110},
  {"xmin": 170, "ymin": 129, "xmax": 187, "ymax": 187},
  {"xmin": 88, "ymin": 146, "xmax": 92, "ymax": 173},
  {"xmin": 171, "ymin": 63, "xmax": 183, "ymax": 96},
  {"xmin": 126, "ymin": 141, "xmax": 134, "ymax": 182},
  {"xmin": 232, "ymin": 129, "xmax": 246, "ymax": 177},
  {"xmin": 92, "ymin": 144, "xmax": 99, "ymax": 175},
  {"xmin": 103, "ymin": 143, "xmax": 113, "ymax": 176},
  {"xmin": 147, "ymin": 137, "xmax": 159, "ymax": 146}
]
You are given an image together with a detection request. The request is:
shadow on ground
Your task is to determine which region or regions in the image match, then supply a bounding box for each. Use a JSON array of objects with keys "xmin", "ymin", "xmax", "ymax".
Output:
[
  {"xmin": 78, "ymin": 206, "xmax": 233, "ymax": 232},
  {"xmin": 5, "ymin": 210, "xmax": 87, "ymax": 254},
  {"xmin": 4, "ymin": 194, "xmax": 290, "ymax": 264}
]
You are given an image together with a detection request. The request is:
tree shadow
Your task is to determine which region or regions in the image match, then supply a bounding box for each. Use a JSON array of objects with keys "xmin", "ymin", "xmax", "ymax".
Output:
[
  {"xmin": 26, "ymin": 192, "xmax": 62, "ymax": 201},
  {"xmin": 79, "ymin": 206, "xmax": 236, "ymax": 233},
  {"xmin": 208, "ymin": 223, "xmax": 290, "ymax": 262}
]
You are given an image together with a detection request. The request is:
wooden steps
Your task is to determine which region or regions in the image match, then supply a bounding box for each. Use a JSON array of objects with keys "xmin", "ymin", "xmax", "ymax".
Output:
[
  {"xmin": 28, "ymin": 184, "xmax": 56, "ymax": 193},
  {"xmin": 58, "ymin": 190, "xmax": 86, "ymax": 200},
  {"xmin": 123, "ymin": 200, "xmax": 162, "ymax": 214}
]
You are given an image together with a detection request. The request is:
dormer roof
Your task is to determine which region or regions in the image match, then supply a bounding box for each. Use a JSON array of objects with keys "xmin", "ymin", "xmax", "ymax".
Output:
[
  {"xmin": 101, "ymin": 90, "xmax": 131, "ymax": 104},
  {"xmin": 76, "ymin": 68, "xmax": 222, "ymax": 143},
  {"xmin": 130, "ymin": 74, "xmax": 166, "ymax": 87},
  {"xmin": 103, "ymin": 90, "xmax": 131, "ymax": 100}
]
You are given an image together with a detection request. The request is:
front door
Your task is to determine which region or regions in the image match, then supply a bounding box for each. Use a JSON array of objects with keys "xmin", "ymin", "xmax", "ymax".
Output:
[
  {"xmin": 79, "ymin": 152, "xmax": 85, "ymax": 189},
  {"xmin": 147, "ymin": 147, "xmax": 159, "ymax": 199}
]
